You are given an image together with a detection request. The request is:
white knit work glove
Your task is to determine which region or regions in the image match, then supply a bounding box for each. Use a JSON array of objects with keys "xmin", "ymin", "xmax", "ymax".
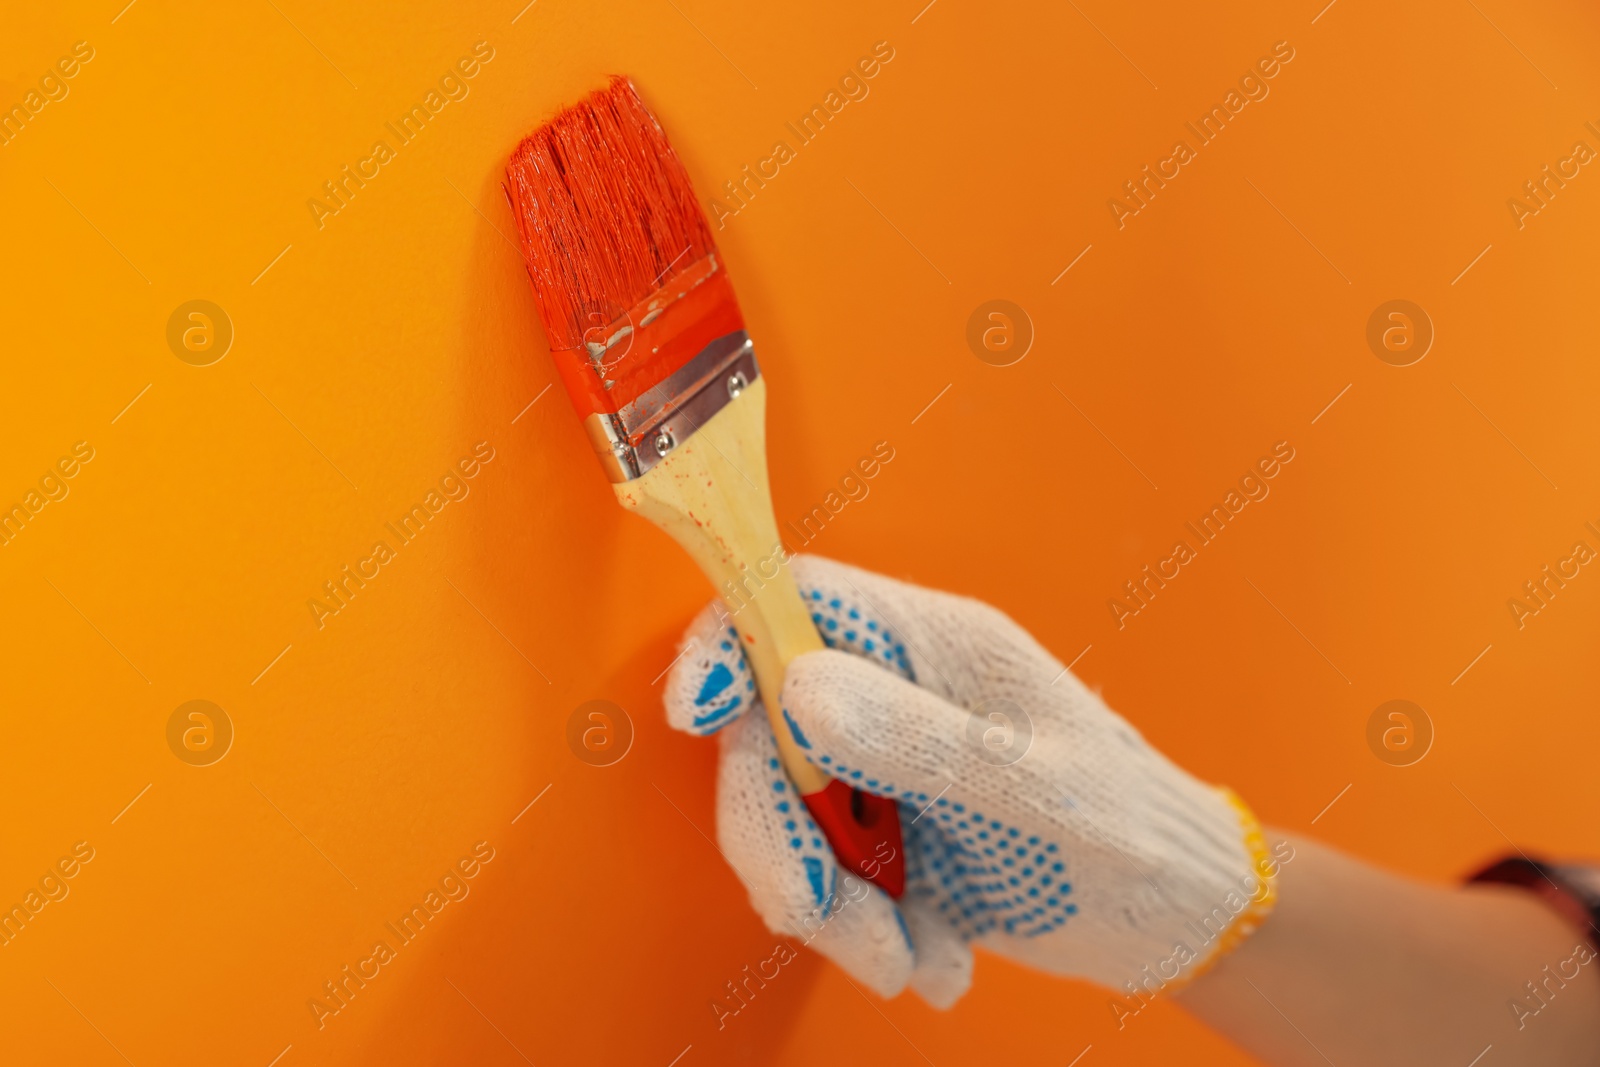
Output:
[{"xmin": 664, "ymin": 555, "xmax": 1277, "ymax": 1008}]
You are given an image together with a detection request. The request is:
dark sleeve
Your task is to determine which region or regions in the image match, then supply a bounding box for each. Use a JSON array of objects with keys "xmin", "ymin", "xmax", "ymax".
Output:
[{"xmin": 1469, "ymin": 857, "xmax": 1600, "ymax": 950}]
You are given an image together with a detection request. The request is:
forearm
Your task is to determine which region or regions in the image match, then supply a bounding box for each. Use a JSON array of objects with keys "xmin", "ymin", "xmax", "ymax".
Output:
[{"xmin": 1176, "ymin": 832, "xmax": 1600, "ymax": 1066}]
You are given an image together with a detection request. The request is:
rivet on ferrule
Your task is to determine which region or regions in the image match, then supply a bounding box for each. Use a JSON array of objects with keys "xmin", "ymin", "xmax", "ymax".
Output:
[{"xmin": 580, "ymin": 330, "xmax": 759, "ymax": 483}]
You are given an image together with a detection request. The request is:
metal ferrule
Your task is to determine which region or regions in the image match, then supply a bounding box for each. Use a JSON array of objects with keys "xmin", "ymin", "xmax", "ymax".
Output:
[{"xmin": 582, "ymin": 330, "xmax": 759, "ymax": 483}]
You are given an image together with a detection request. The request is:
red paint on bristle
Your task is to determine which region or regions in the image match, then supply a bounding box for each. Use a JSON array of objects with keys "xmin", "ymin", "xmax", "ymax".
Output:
[{"xmin": 506, "ymin": 77, "xmax": 741, "ymax": 418}]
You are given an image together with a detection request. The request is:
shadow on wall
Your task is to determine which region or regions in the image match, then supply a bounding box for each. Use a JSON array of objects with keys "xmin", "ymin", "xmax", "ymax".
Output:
[
  {"xmin": 338, "ymin": 161, "xmax": 826, "ymax": 1064},
  {"xmin": 351, "ymin": 616, "xmax": 826, "ymax": 1063}
]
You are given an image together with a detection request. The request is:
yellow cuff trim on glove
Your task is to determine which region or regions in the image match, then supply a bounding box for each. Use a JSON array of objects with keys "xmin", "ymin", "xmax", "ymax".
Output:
[{"xmin": 1169, "ymin": 789, "xmax": 1279, "ymax": 990}]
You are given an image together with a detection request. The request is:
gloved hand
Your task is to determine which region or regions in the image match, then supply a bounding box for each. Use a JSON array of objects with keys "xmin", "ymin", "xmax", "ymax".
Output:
[{"xmin": 664, "ymin": 555, "xmax": 1278, "ymax": 1007}]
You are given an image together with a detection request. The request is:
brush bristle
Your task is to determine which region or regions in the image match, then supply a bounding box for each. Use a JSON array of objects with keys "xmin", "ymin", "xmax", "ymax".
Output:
[{"xmin": 506, "ymin": 76, "xmax": 718, "ymax": 354}]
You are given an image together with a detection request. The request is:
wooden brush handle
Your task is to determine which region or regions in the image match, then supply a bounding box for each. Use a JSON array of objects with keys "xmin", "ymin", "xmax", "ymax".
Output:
[
  {"xmin": 614, "ymin": 375, "xmax": 826, "ymax": 790},
  {"xmin": 615, "ymin": 375, "xmax": 904, "ymax": 896}
]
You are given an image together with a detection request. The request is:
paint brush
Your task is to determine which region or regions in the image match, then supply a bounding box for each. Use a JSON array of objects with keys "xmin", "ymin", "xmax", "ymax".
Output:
[{"xmin": 504, "ymin": 77, "xmax": 905, "ymax": 897}]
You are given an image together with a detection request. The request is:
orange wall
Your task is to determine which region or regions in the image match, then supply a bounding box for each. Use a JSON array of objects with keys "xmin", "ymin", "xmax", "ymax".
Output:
[{"xmin": 3, "ymin": 1, "xmax": 1599, "ymax": 1064}]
